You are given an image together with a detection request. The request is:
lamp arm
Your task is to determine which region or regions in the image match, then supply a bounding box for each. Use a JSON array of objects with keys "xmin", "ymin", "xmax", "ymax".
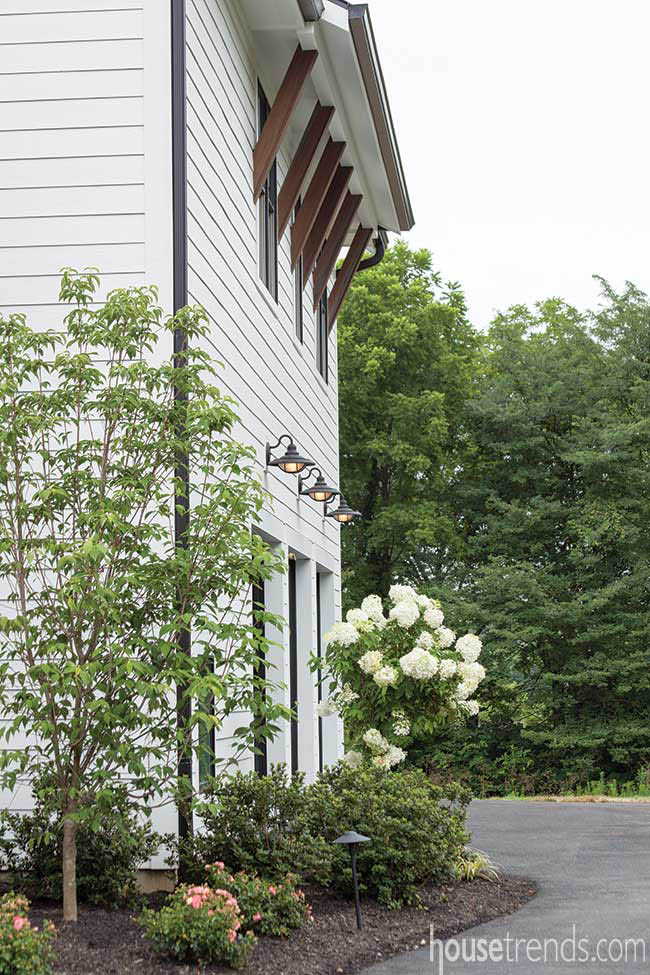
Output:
[
  {"xmin": 298, "ymin": 467, "xmax": 322, "ymax": 495},
  {"xmin": 265, "ymin": 433, "xmax": 294, "ymax": 467}
]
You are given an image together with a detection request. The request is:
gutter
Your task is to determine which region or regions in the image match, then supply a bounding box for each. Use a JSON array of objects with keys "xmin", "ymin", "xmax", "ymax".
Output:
[
  {"xmin": 171, "ymin": 0, "xmax": 193, "ymax": 843},
  {"xmin": 347, "ymin": 4, "xmax": 414, "ymax": 232}
]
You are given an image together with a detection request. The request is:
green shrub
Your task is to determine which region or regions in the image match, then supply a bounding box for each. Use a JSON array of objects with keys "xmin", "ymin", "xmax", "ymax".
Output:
[
  {"xmin": 306, "ymin": 763, "xmax": 470, "ymax": 907},
  {"xmin": 0, "ymin": 894, "xmax": 56, "ymax": 975},
  {"xmin": 138, "ymin": 884, "xmax": 255, "ymax": 969},
  {"xmin": 205, "ymin": 862, "xmax": 311, "ymax": 937},
  {"xmin": 0, "ymin": 788, "xmax": 160, "ymax": 908},
  {"xmin": 179, "ymin": 766, "xmax": 334, "ymax": 886}
]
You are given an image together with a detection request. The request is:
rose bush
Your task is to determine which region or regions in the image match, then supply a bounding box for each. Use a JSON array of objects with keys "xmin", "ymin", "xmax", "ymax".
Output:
[
  {"xmin": 0, "ymin": 894, "xmax": 55, "ymax": 975},
  {"xmin": 205, "ymin": 863, "xmax": 311, "ymax": 937},
  {"xmin": 138, "ymin": 884, "xmax": 255, "ymax": 969},
  {"xmin": 316, "ymin": 586, "xmax": 486, "ymax": 767}
]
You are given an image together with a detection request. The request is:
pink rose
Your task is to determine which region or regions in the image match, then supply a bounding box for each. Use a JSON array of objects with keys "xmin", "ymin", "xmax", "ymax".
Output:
[
  {"xmin": 13, "ymin": 917, "xmax": 26, "ymax": 932},
  {"xmin": 228, "ymin": 929, "xmax": 236, "ymax": 943},
  {"xmin": 268, "ymin": 885, "xmax": 277, "ymax": 895},
  {"xmin": 253, "ymin": 912, "xmax": 262, "ymax": 922},
  {"xmin": 190, "ymin": 895, "xmax": 202, "ymax": 909}
]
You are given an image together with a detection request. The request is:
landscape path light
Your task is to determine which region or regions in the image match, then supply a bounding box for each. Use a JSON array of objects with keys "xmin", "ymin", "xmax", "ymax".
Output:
[{"xmin": 333, "ymin": 830, "xmax": 371, "ymax": 929}]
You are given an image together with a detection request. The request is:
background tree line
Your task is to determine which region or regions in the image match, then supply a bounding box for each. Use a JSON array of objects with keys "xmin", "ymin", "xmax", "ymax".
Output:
[{"xmin": 338, "ymin": 242, "xmax": 650, "ymax": 794}]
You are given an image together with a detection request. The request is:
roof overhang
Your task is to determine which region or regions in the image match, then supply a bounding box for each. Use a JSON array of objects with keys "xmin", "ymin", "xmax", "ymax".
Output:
[{"xmin": 240, "ymin": 0, "xmax": 414, "ymax": 234}]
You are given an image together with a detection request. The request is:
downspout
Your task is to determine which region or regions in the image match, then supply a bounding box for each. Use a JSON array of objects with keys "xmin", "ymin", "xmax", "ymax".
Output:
[
  {"xmin": 171, "ymin": 0, "xmax": 193, "ymax": 843},
  {"xmin": 357, "ymin": 229, "xmax": 387, "ymax": 272},
  {"xmin": 337, "ymin": 228, "xmax": 388, "ymax": 277}
]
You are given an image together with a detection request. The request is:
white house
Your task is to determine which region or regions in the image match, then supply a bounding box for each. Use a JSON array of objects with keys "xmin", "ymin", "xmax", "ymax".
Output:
[{"xmin": 0, "ymin": 0, "xmax": 413, "ymax": 854}]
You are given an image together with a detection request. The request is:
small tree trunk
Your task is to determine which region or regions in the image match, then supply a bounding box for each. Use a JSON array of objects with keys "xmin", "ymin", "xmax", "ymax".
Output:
[{"xmin": 62, "ymin": 813, "xmax": 78, "ymax": 923}]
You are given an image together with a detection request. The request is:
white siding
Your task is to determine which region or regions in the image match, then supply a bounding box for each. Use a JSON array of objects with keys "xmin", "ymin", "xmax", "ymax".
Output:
[
  {"xmin": 186, "ymin": 0, "xmax": 341, "ymax": 565},
  {"xmin": 0, "ymin": 0, "xmax": 343, "ymax": 844},
  {"xmin": 186, "ymin": 0, "xmax": 343, "ymax": 773},
  {"xmin": 0, "ymin": 4, "xmax": 148, "ymax": 322}
]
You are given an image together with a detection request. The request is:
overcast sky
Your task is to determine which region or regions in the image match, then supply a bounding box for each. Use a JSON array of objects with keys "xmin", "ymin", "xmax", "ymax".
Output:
[{"xmin": 367, "ymin": 0, "xmax": 650, "ymax": 329}]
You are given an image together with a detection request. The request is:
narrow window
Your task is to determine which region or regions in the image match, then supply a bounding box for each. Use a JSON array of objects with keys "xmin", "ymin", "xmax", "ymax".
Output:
[
  {"xmin": 294, "ymin": 201, "xmax": 304, "ymax": 342},
  {"xmin": 258, "ymin": 83, "xmax": 278, "ymax": 301},
  {"xmin": 288, "ymin": 557, "xmax": 299, "ymax": 774},
  {"xmin": 252, "ymin": 578, "xmax": 268, "ymax": 776},
  {"xmin": 316, "ymin": 288, "xmax": 328, "ymax": 383},
  {"xmin": 316, "ymin": 573, "xmax": 324, "ymax": 774},
  {"xmin": 198, "ymin": 660, "xmax": 216, "ymax": 789}
]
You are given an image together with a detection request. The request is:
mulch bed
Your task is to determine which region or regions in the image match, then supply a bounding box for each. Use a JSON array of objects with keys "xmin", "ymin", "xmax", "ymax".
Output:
[{"xmin": 31, "ymin": 873, "xmax": 535, "ymax": 975}]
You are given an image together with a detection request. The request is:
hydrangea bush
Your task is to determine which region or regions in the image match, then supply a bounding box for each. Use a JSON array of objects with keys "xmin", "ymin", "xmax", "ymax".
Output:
[
  {"xmin": 205, "ymin": 863, "xmax": 311, "ymax": 937},
  {"xmin": 138, "ymin": 884, "xmax": 255, "ymax": 969},
  {"xmin": 317, "ymin": 586, "xmax": 486, "ymax": 767},
  {"xmin": 0, "ymin": 894, "xmax": 56, "ymax": 975}
]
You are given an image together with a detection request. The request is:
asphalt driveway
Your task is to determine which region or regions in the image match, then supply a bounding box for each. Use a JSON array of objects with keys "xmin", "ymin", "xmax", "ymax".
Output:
[{"xmin": 364, "ymin": 799, "xmax": 650, "ymax": 974}]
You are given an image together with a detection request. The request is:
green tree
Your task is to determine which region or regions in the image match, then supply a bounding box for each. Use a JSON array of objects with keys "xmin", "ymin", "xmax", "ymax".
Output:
[
  {"xmin": 337, "ymin": 242, "xmax": 479, "ymax": 609},
  {"xmin": 0, "ymin": 272, "xmax": 286, "ymax": 921},
  {"xmin": 434, "ymin": 286, "xmax": 650, "ymax": 790}
]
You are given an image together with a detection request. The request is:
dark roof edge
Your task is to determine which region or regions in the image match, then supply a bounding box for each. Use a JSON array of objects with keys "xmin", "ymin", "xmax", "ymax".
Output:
[
  {"xmin": 297, "ymin": 0, "xmax": 325, "ymax": 21},
  {"xmin": 347, "ymin": 4, "xmax": 414, "ymax": 232}
]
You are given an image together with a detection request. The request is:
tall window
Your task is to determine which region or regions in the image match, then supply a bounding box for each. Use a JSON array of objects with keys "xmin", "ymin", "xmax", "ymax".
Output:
[
  {"xmin": 258, "ymin": 83, "xmax": 277, "ymax": 301},
  {"xmin": 288, "ymin": 557, "xmax": 298, "ymax": 774},
  {"xmin": 316, "ymin": 288, "xmax": 328, "ymax": 383},
  {"xmin": 294, "ymin": 201, "xmax": 303, "ymax": 342},
  {"xmin": 198, "ymin": 660, "xmax": 215, "ymax": 789},
  {"xmin": 316, "ymin": 574, "xmax": 324, "ymax": 774},
  {"xmin": 252, "ymin": 579, "xmax": 268, "ymax": 776}
]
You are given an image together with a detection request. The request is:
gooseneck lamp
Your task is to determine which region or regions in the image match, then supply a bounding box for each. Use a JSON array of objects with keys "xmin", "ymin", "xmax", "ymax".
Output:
[
  {"xmin": 298, "ymin": 467, "xmax": 339, "ymax": 503},
  {"xmin": 324, "ymin": 495, "xmax": 361, "ymax": 523},
  {"xmin": 265, "ymin": 434, "xmax": 314, "ymax": 474}
]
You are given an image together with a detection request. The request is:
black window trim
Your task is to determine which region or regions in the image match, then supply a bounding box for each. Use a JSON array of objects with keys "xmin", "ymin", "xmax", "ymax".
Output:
[{"xmin": 257, "ymin": 82, "xmax": 278, "ymax": 302}]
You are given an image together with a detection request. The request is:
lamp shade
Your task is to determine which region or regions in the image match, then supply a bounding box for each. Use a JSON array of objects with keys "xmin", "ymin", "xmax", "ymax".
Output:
[
  {"xmin": 306, "ymin": 473, "xmax": 338, "ymax": 502},
  {"xmin": 267, "ymin": 438, "xmax": 314, "ymax": 474},
  {"xmin": 326, "ymin": 496, "xmax": 361, "ymax": 523}
]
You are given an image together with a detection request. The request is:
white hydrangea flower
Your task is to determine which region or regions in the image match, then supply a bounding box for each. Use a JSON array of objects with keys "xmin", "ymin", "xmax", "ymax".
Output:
[
  {"xmin": 372, "ymin": 753, "xmax": 391, "ymax": 770},
  {"xmin": 389, "ymin": 584, "xmax": 418, "ymax": 604},
  {"xmin": 359, "ymin": 649, "xmax": 384, "ymax": 674},
  {"xmin": 392, "ymin": 710, "xmax": 411, "ymax": 737},
  {"xmin": 325, "ymin": 621, "xmax": 359, "ymax": 647},
  {"xmin": 389, "ymin": 600, "xmax": 420, "ymax": 628},
  {"xmin": 344, "ymin": 749, "xmax": 363, "ymax": 768},
  {"xmin": 436, "ymin": 626, "xmax": 456, "ymax": 648},
  {"xmin": 424, "ymin": 606, "xmax": 445, "ymax": 629},
  {"xmin": 415, "ymin": 593, "xmax": 433, "ymax": 609},
  {"xmin": 374, "ymin": 665, "xmax": 398, "ymax": 687},
  {"xmin": 399, "ymin": 647, "xmax": 439, "ymax": 680},
  {"xmin": 360, "ymin": 594, "xmax": 386, "ymax": 624},
  {"xmin": 346, "ymin": 608, "xmax": 370, "ymax": 627},
  {"xmin": 438, "ymin": 658, "xmax": 457, "ymax": 679},
  {"xmin": 338, "ymin": 683, "xmax": 360, "ymax": 707},
  {"xmin": 456, "ymin": 633, "xmax": 483, "ymax": 663},
  {"xmin": 385, "ymin": 744, "xmax": 407, "ymax": 768},
  {"xmin": 363, "ymin": 728, "xmax": 389, "ymax": 753},
  {"xmin": 416, "ymin": 630, "xmax": 435, "ymax": 650},
  {"xmin": 316, "ymin": 700, "xmax": 337, "ymax": 718},
  {"xmin": 461, "ymin": 699, "xmax": 480, "ymax": 717},
  {"xmin": 455, "ymin": 682, "xmax": 471, "ymax": 702},
  {"xmin": 458, "ymin": 661, "xmax": 486, "ymax": 693}
]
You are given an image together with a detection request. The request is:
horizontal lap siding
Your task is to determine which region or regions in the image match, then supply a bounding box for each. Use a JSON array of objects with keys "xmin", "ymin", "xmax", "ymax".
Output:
[
  {"xmin": 0, "ymin": 5, "xmax": 146, "ymax": 332},
  {"xmin": 0, "ymin": 3, "xmax": 153, "ymax": 825},
  {"xmin": 186, "ymin": 0, "xmax": 341, "ymax": 564}
]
